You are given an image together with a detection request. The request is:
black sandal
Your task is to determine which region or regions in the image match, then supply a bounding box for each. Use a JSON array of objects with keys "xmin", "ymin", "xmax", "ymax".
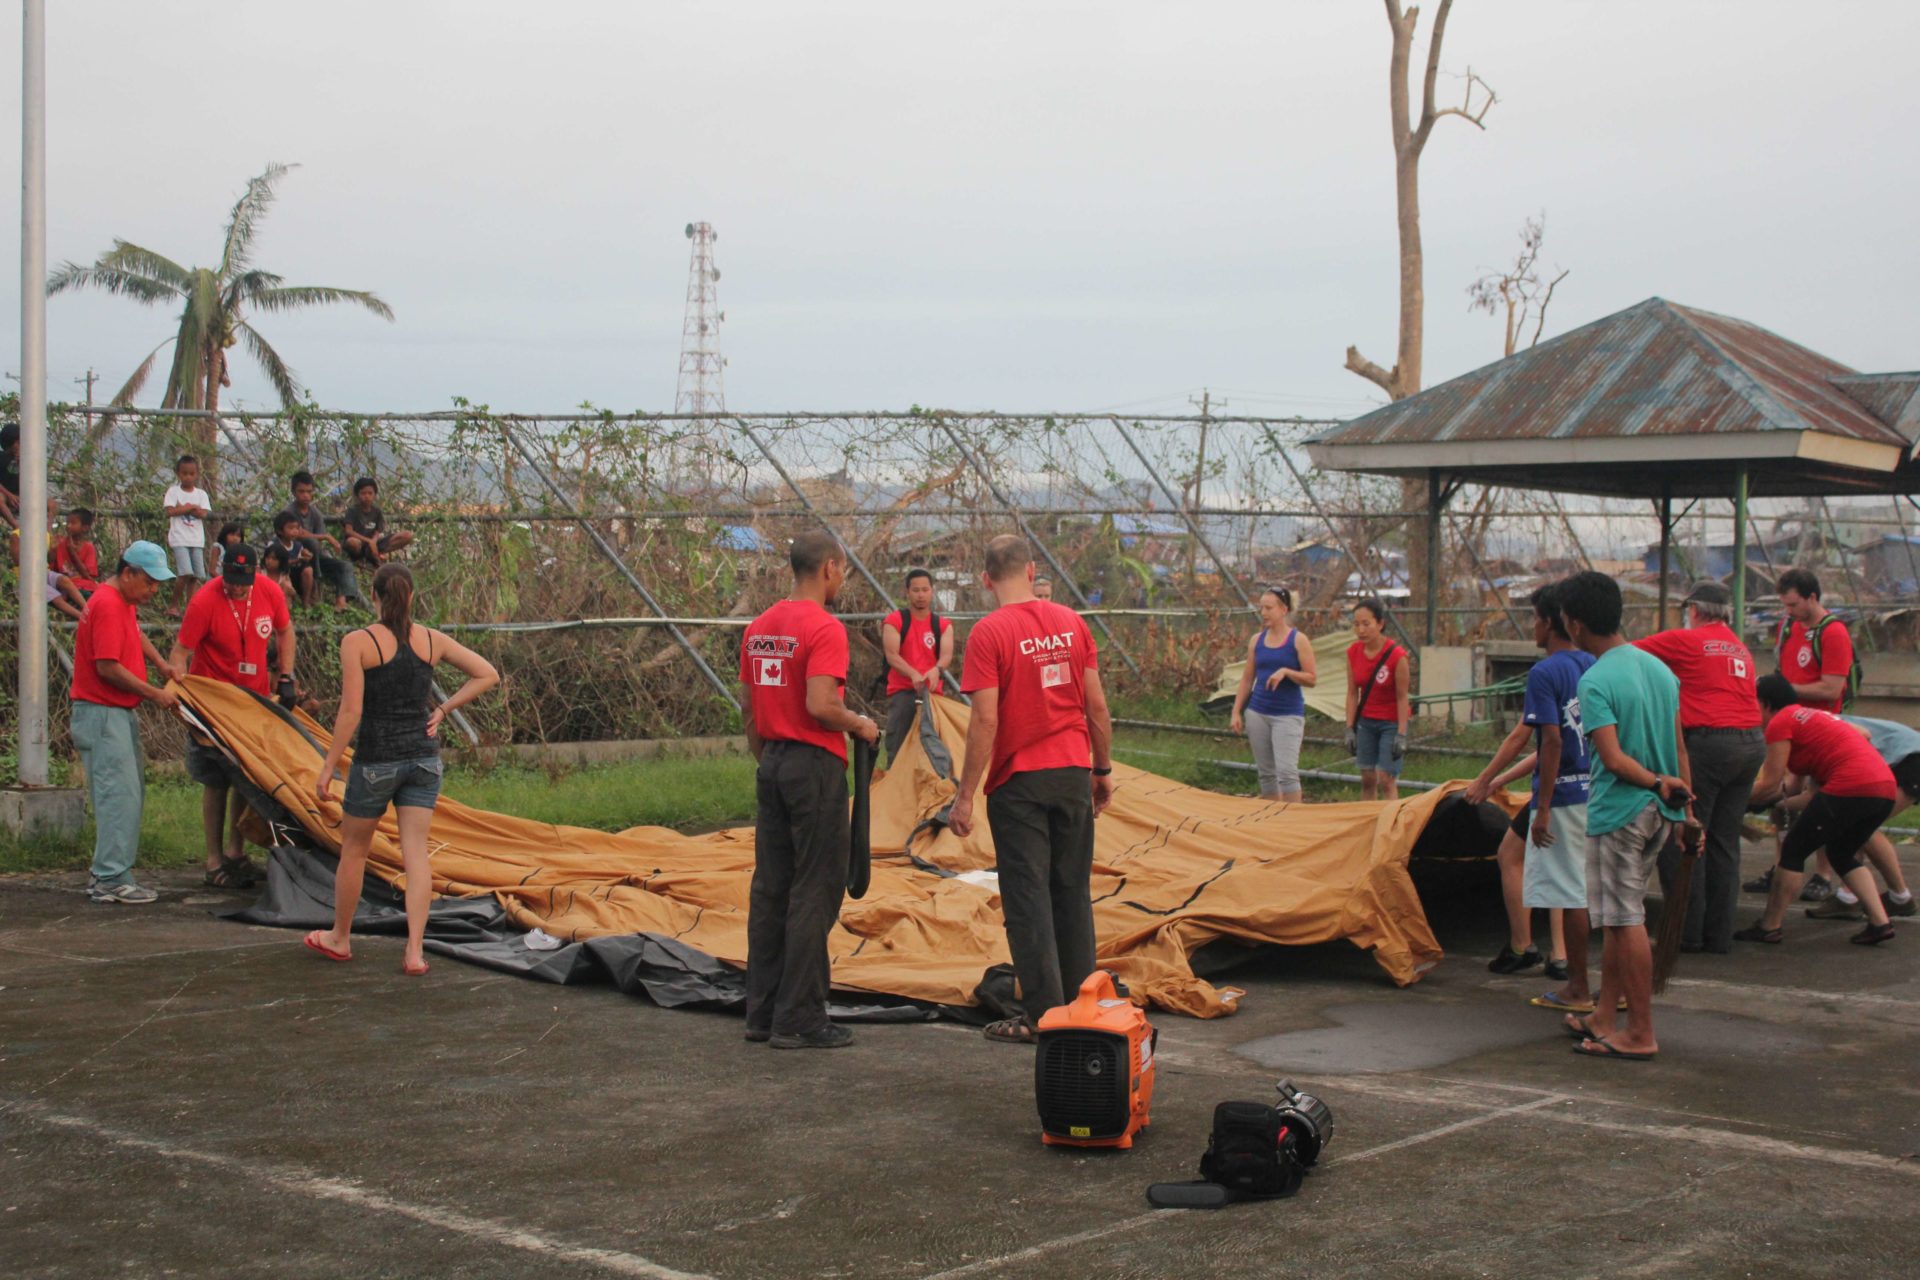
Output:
[
  {"xmin": 1733, "ymin": 923, "xmax": 1784, "ymax": 945},
  {"xmin": 203, "ymin": 863, "xmax": 245, "ymax": 889},
  {"xmin": 983, "ymin": 1017, "xmax": 1036, "ymax": 1044}
]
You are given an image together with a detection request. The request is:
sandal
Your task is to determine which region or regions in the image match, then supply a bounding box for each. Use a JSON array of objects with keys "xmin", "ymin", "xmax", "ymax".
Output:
[
  {"xmin": 982, "ymin": 1017, "xmax": 1035, "ymax": 1044},
  {"xmin": 1733, "ymin": 923, "xmax": 1784, "ymax": 945},
  {"xmin": 220, "ymin": 854, "xmax": 260, "ymax": 888},
  {"xmin": 203, "ymin": 862, "xmax": 247, "ymax": 890}
]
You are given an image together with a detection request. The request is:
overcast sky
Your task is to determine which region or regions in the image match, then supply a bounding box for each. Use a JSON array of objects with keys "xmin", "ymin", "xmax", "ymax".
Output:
[{"xmin": 2, "ymin": 1, "xmax": 1915, "ymax": 420}]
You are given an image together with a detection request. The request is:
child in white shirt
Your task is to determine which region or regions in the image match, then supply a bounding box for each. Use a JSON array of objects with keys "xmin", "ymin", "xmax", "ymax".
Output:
[{"xmin": 163, "ymin": 453, "xmax": 211, "ymax": 614}]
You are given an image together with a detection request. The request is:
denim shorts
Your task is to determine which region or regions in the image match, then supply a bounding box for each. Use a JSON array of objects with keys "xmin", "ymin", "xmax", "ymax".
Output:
[
  {"xmin": 172, "ymin": 545, "xmax": 207, "ymax": 579},
  {"xmin": 1354, "ymin": 717, "xmax": 1402, "ymax": 776},
  {"xmin": 343, "ymin": 755, "xmax": 444, "ymax": 819}
]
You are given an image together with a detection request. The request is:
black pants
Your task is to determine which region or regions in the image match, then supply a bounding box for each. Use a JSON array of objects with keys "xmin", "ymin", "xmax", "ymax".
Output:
[
  {"xmin": 1780, "ymin": 791, "xmax": 1893, "ymax": 877},
  {"xmin": 986, "ymin": 766, "xmax": 1097, "ymax": 1025},
  {"xmin": 1658, "ymin": 727, "xmax": 1765, "ymax": 951},
  {"xmin": 884, "ymin": 690, "xmax": 921, "ymax": 763},
  {"xmin": 747, "ymin": 741, "xmax": 849, "ymax": 1037}
]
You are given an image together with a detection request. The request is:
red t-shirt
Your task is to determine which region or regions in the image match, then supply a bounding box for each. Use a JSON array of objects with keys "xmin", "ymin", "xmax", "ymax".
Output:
[
  {"xmin": 52, "ymin": 537, "xmax": 100, "ymax": 589},
  {"xmin": 1634, "ymin": 623, "xmax": 1761, "ymax": 729},
  {"xmin": 70, "ymin": 582, "xmax": 147, "ymax": 708},
  {"xmin": 960, "ymin": 600, "xmax": 1098, "ymax": 794},
  {"xmin": 1764, "ymin": 705, "xmax": 1895, "ymax": 800},
  {"xmin": 740, "ymin": 598, "xmax": 851, "ymax": 762},
  {"xmin": 178, "ymin": 576, "xmax": 291, "ymax": 696},
  {"xmin": 885, "ymin": 609, "xmax": 947, "ymax": 695},
  {"xmin": 1778, "ymin": 616, "xmax": 1853, "ymax": 714},
  {"xmin": 1347, "ymin": 641, "xmax": 1405, "ymax": 722}
]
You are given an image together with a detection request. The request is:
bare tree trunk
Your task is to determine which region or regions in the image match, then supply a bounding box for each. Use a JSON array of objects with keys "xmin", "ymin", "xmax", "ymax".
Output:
[{"xmin": 1343, "ymin": 0, "xmax": 1494, "ymax": 631}]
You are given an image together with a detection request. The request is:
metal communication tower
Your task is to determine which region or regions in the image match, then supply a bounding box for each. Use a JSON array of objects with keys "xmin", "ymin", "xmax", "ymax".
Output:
[{"xmin": 674, "ymin": 221, "xmax": 725, "ymax": 415}]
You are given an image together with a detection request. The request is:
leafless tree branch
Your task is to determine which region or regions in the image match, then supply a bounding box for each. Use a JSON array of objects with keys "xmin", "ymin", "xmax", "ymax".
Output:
[
  {"xmin": 1531, "ymin": 268, "xmax": 1570, "ymax": 349},
  {"xmin": 1344, "ymin": 346, "xmax": 1398, "ymax": 395}
]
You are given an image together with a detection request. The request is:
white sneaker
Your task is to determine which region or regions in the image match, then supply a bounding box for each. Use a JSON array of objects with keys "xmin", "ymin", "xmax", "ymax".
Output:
[{"xmin": 88, "ymin": 879, "xmax": 159, "ymax": 904}]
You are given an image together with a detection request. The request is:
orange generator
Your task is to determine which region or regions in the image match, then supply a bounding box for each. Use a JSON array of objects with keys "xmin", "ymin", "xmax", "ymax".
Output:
[{"xmin": 1034, "ymin": 970, "xmax": 1157, "ymax": 1150}]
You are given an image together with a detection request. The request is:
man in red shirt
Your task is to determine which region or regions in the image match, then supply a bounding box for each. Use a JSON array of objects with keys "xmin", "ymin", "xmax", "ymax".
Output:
[
  {"xmin": 880, "ymin": 567, "xmax": 955, "ymax": 762},
  {"xmin": 1776, "ymin": 568, "xmax": 1853, "ymax": 715},
  {"xmin": 167, "ymin": 544, "xmax": 296, "ymax": 889},
  {"xmin": 950, "ymin": 534, "xmax": 1115, "ymax": 1044},
  {"xmin": 739, "ymin": 531, "xmax": 879, "ymax": 1050},
  {"xmin": 70, "ymin": 542, "xmax": 181, "ymax": 904},
  {"xmin": 1634, "ymin": 581, "xmax": 1766, "ymax": 954},
  {"xmin": 1736, "ymin": 675, "xmax": 1896, "ymax": 947}
]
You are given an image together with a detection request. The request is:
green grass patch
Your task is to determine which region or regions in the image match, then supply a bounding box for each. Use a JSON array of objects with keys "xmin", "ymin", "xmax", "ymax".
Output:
[{"xmin": 0, "ymin": 753, "xmax": 761, "ymax": 878}]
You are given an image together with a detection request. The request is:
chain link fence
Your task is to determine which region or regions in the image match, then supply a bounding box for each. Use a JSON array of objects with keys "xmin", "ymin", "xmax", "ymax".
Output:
[{"xmin": 8, "ymin": 398, "xmax": 1917, "ymax": 761}]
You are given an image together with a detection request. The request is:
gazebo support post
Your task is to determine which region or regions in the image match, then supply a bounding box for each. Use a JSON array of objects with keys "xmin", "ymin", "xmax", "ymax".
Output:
[
  {"xmin": 1423, "ymin": 469, "xmax": 1451, "ymax": 645},
  {"xmin": 1658, "ymin": 484, "xmax": 1673, "ymax": 628},
  {"xmin": 1732, "ymin": 463, "xmax": 1750, "ymax": 637}
]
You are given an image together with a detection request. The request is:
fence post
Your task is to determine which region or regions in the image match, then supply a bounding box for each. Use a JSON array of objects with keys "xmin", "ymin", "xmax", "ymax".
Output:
[
  {"xmin": 737, "ymin": 418, "xmax": 962, "ymax": 697},
  {"xmin": 1105, "ymin": 415, "xmax": 1254, "ymax": 611},
  {"xmin": 501, "ymin": 422, "xmax": 741, "ymax": 712},
  {"xmin": 1258, "ymin": 423, "xmax": 1419, "ymax": 652},
  {"xmin": 933, "ymin": 415, "xmax": 1142, "ymax": 676}
]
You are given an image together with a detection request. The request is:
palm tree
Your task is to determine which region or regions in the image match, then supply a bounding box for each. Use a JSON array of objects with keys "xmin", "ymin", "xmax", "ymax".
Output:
[{"xmin": 47, "ymin": 162, "xmax": 393, "ymax": 446}]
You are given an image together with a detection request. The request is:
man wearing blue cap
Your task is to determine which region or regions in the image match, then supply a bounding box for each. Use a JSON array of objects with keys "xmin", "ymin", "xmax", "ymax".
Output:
[{"xmin": 71, "ymin": 541, "xmax": 181, "ymax": 904}]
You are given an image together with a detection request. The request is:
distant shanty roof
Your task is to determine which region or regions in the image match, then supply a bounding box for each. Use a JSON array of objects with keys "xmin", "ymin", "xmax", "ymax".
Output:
[{"xmin": 1306, "ymin": 298, "xmax": 1919, "ymax": 498}]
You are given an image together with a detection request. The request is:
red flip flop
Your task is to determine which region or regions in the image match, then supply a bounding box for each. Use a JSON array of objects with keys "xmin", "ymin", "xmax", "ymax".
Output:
[
  {"xmin": 402, "ymin": 957, "xmax": 429, "ymax": 977},
  {"xmin": 303, "ymin": 931, "xmax": 351, "ymax": 962}
]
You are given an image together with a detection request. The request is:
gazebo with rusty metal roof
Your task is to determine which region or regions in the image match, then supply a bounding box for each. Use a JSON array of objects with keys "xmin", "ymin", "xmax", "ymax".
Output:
[{"xmin": 1305, "ymin": 296, "xmax": 1920, "ymax": 640}]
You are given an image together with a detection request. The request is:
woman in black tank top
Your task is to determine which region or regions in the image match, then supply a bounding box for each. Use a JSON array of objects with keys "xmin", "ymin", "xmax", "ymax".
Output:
[{"xmin": 306, "ymin": 564, "xmax": 499, "ymax": 976}]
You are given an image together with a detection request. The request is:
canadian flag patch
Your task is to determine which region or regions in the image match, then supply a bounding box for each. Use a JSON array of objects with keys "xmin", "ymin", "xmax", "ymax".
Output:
[{"xmin": 1041, "ymin": 662, "xmax": 1070, "ymax": 689}]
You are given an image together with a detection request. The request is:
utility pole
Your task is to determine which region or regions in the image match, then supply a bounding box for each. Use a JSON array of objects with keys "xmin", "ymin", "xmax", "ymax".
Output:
[
  {"xmin": 1185, "ymin": 389, "xmax": 1224, "ymax": 585},
  {"xmin": 76, "ymin": 367, "xmax": 95, "ymax": 406}
]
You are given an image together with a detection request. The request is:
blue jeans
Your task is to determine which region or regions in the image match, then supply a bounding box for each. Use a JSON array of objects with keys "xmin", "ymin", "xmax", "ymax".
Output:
[
  {"xmin": 1354, "ymin": 717, "xmax": 1402, "ymax": 777},
  {"xmin": 71, "ymin": 701, "xmax": 146, "ymax": 884},
  {"xmin": 343, "ymin": 756, "xmax": 443, "ymax": 819}
]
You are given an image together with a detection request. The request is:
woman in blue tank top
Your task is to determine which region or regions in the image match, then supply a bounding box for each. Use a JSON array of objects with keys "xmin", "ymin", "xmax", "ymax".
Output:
[{"xmin": 1229, "ymin": 586, "xmax": 1317, "ymax": 800}]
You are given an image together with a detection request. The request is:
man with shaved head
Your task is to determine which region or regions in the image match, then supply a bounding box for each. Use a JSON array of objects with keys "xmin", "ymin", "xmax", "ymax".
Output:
[{"xmin": 950, "ymin": 534, "xmax": 1115, "ymax": 1044}]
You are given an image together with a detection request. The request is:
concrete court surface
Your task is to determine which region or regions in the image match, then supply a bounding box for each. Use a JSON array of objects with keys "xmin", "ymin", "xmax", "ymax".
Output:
[{"xmin": 3, "ymin": 843, "xmax": 1918, "ymax": 1280}]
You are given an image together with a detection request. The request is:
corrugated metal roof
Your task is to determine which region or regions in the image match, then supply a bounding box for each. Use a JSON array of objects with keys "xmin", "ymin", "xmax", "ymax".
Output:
[
  {"xmin": 1831, "ymin": 373, "xmax": 1920, "ymax": 442},
  {"xmin": 1308, "ymin": 298, "xmax": 1908, "ymax": 450}
]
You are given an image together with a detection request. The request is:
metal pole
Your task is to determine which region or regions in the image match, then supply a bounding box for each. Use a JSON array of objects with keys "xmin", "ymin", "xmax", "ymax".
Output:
[
  {"xmin": 1258, "ymin": 422, "xmax": 1419, "ymax": 651},
  {"xmin": 1424, "ymin": 470, "xmax": 1445, "ymax": 646},
  {"xmin": 1657, "ymin": 485, "xmax": 1672, "ymax": 629},
  {"xmin": 16, "ymin": 0, "xmax": 49, "ymax": 786},
  {"xmin": 1731, "ymin": 464, "xmax": 1749, "ymax": 638},
  {"xmin": 933, "ymin": 415, "xmax": 1141, "ymax": 675},
  {"xmin": 501, "ymin": 424, "xmax": 739, "ymax": 711},
  {"xmin": 1107, "ymin": 415, "xmax": 1254, "ymax": 610},
  {"xmin": 738, "ymin": 418, "xmax": 961, "ymax": 697}
]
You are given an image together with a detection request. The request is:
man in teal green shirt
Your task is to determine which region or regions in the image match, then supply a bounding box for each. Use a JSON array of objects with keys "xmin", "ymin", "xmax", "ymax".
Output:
[{"xmin": 1558, "ymin": 571, "xmax": 1690, "ymax": 1062}]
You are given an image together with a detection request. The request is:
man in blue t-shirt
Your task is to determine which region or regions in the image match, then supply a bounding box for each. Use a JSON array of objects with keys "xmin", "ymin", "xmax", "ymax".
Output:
[
  {"xmin": 1559, "ymin": 571, "xmax": 1689, "ymax": 1063},
  {"xmin": 1467, "ymin": 584, "xmax": 1595, "ymax": 1006},
  {"xmin": 1518, "ymin": 585, "xmax": 1598, "ymax": 1012}
]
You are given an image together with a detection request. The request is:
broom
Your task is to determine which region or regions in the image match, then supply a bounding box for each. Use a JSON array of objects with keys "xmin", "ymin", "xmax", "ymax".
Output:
[{"xmin": 1652, "ymin": 810, "xmax": 1705, "ymax": 995}]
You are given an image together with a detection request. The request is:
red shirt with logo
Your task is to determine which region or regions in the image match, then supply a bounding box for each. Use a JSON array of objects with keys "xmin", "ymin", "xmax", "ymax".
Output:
[
  {"xmin": 1634, "ymin": 623, "xmax": 1761, "ymax": 729},
  {"xmin": 740, "ymin": 598, "xmax": 851, "ymax": 762},
  {"xmin": 1764, "ymin": 705, "xmax": 1894, "ymax": 800},
  {"xmin": 178, "ymin": 576, "xmax": 291, "ymax": 696},
  {"xmin": 1347, "ymin": 641, "xmax": 1406, "ymax": 722},
  {"xmin": 885, "ymin": 609, "xmax": 948, "ymax": 695},
  {"xmin": 960, "ymin": 600, "xmax": 1098, "ymax": 794},
  {"xmin": 1778, "ymin": 616, "xmax": 1853, "ymax": 714},
  {"xmin": 70, "ymin": 582, "xmax": 147, "ymax": 708}
]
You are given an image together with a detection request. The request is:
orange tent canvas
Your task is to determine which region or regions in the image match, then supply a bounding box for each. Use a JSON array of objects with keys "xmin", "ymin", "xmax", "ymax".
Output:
[{"xmin": 180, "ymin": 678, "xmax": 1461, "ymax": 1019}]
